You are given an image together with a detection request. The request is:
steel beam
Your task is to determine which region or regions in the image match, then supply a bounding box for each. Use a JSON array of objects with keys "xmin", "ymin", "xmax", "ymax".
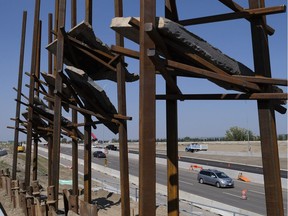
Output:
[
  {"xmin": 85, "ymin": 0, "xmax": 92, "ymax": 25},
  {"xmin": 47, "ymin": 13, "xmax": 53, "ymax": 187},
  {"xmin": 114, "ymin": 0, "xmax": 131, "ymax": 215},
  {"xmin": 82, "ymin": 0, "xmax": 93, "ymax": 203},
  {"xmin": 218, "ymin": 0, "xmax": 275, "ymax": 35},
  {"xmin": 178, "ymin": 5, "xmax": 286, "ymax": 26},
  {"xmin": 156, "ymin": 93, "xmax": 288, "ymax": 101},
  {"xmin": 32, "ymin": 20, "xmax": 42, "ymax": 181},
  {"xmin": 71, "ymin": 0, "xmax": 77, "ymax": 28},
  {"xmin": 71, "ymin": 0, "xmax": 79, "ymax": 206},
  {"xmin": 52, "ymin": 0, "xmax": 66, "ymax": 209},
  {"xmin": 165, "ymin": 0, "xmax": 178, "ymax": 21},
  {"xmin": 25, "ymin": 0, "xmax": 41, "ymax": 188},
  {"xmin": 12, "ymin": 11, "xmax": 27, "ymax": 180},
  {"xmin": 139, "ymin": 0, "xmax": 156, "ymax": 215},
  {"xmin": 166, "ymin": 75, "xmax": 179, "ymax": 216},
  {"xmin": 249, "ymin": 0, "xmax": 284, "ymax": 215},
  {"xmin": 165, "ymin": 2, "xmax": 179, "ymax": 215},
  {"xmin": 84, "ymin": 116, "xmax": 92, "ymax": 203},
  {"xmin": 165, "ymin": 59, "xmax": 261, "ymax": 92}
]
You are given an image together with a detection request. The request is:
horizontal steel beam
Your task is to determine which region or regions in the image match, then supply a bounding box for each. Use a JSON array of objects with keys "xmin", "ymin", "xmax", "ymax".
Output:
[{"xmin": 178, "ymin": 5, "xmax": 286, "ymax": 26}]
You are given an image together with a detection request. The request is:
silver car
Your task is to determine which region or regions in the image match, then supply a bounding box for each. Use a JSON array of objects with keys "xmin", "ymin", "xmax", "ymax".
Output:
[{"xmin": 197, "ymin": 169, "xmax": 234, "ymax": 188}]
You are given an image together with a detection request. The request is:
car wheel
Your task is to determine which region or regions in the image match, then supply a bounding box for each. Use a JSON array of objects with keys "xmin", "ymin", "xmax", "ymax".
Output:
[
  {"xmin": 216, "ymin": 182, "xmax": 221, "ymax": 188},
  {"xmin": 199, "ymin": 178, "xmax": 204, "ymax": 184}
]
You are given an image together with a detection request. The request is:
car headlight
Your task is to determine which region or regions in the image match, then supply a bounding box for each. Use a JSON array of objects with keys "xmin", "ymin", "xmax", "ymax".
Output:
[{"xmin": 220, "ymin": 179, "xmax": 225, "ymax": 183}]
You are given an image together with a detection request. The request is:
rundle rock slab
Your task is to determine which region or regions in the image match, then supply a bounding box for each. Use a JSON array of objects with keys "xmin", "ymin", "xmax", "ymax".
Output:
[
  {"xmin": 23, "ymin": 97, "xmax": 84, "ymax": 140},
  {"xmin": 41, "ymin": 72, "xmax": 73, "ymax": 100},
  {"xmin": 65, "ymin": 66, "xmax": 119, "ymax": 134},
  {"xmin": 111, "ymin": 17, "xmax": 254, "ymax": 77},
  {"xmin": 46, "ymin": 21, "xmax": 138, "ymax": 82},
  {"xmin": 41, "ymin": 72, "xmax": 72, "ymax": 112}
]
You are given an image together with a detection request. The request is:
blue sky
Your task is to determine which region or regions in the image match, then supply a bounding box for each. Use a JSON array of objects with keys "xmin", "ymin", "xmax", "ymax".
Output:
[{"xmin": 0, "ymin": 1, "xmax": 287, "ymax": 142}]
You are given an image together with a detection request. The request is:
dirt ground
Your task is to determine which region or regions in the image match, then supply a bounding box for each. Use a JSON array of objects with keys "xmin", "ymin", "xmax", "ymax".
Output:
[{"xmin": 0, "ymin": 153, "xmax": 132, "ymax": 216}]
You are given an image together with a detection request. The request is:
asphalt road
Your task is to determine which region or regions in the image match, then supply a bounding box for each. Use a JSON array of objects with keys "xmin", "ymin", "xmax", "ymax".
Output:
[
  {"xmin": 148, "ymin": 151, "xmax": 287, "ymax": 179},
  {"xmin": 60, "ymin": 146, "xmax": 287, "ymax": 215}
]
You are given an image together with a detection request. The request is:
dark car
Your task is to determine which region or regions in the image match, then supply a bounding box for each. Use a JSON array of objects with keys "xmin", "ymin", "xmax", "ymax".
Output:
[
  {"xmin": 93, "ymin": 151, "xmax": 106, "ymax": 158},
  {"xmin": 197, "ymin": 169, "xmax": 234, "ymax": 188},
  {"xmin": 106, "ymin": 144, "xmax": 117, "ymax": 151}
]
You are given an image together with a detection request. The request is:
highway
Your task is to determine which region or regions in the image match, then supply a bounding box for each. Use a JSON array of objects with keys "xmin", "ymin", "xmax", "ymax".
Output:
[
  {"xmin": 59, "ymin": 146, "xmax": 287, "ymax": 215},
  {"xmin": 131, "ymin": 150, "xmax": 288, "ymax": 178}
]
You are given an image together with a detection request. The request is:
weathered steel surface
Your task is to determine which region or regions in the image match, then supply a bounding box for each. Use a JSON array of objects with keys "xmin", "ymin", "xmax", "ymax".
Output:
[
  {"xmin": 178, "ymin": 6, "xmax": 286, "ymax": 26},
  {"xmin": 165, "ymin": 2, "xmax": 179, "ymax": 215},
  {"xmin": 70, "ymin": 0, "xmax": 79, "ymax": 201},
  {"xmin": 47, "ymin": 12, "xmax": 53, "ymax": 188},
  {"xmin": 85, "ymin": 0, "xmax": 92, "ymax": 25},
  {"xmin": 65, "ymin": 66, "xmax": 119, "ymax": 134},
  {"xmin": 46, "ymin": 22, "xmax": 139, "ymax": 82},
  {"xmin": 218, "ymin": 0, "xmax": 275, "ymax": 35},
  {"xmin": 51, "ymin": 1, "xmax": 66, "ymax": 209},
  {"xmin": 25, "ymin": 0, "xmax": 41, "ymax": 189},
  {"xmin": 33, "ymin": 18, "xmax": 42, "ymax": 182},
  {"xmin": 115, "ymin": 0, "xmax": 131, "ymax": 215},
  {"xmin": 12, "ymin": 11, "xmax": 27, "ymax": 180},
  {"xmin": 249, "ymin": 0, "xmax": 284, "ymax": 215},
  {"xmin": 139, "ymin": 0, "xmax": 156, "ymax": 215},
  {"xmin": 84, "ymin": 116, "xmax": 92, "ymax": 203}
]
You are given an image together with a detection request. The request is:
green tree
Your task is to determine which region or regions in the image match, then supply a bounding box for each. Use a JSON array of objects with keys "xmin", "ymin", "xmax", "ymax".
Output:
[{"xmin": 225, "ymin": 126, "xmax": 255, "ymax": 141}]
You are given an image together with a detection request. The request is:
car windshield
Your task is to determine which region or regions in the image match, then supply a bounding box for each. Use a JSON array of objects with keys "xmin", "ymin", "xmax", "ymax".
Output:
[{"xmin": 215, "ymin": 172, "xmax": 229, "ymax": 178}]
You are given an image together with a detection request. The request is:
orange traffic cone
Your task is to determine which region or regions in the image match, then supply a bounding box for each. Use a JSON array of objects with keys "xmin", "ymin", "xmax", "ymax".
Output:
[{"xmin": 241, "ymin": 189, "xmax": 247, "ymax": 200}]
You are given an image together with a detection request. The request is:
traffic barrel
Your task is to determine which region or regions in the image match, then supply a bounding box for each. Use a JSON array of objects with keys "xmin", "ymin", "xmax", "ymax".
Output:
[{"xmin": 241, "ymin": 189, "xmax": 247, "ymax": 200}]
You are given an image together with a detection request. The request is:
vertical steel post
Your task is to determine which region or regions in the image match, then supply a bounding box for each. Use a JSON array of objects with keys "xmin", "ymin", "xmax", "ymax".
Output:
[
  {"xmin": 139, "ymin": 0, "xmax": 156, "ymax": 215},
  {"xmin": 249, "ymin": 0, "xmax": 284, "ymax": 215},
  {"xmin": 47, "ymin": 13, "xmax": 53, "ymax": 187},
  {"xmin": 32, "ymin": 20, "xmax": 42, "ymax": 181},
  {"xmin": 54, "ymin": 0, "xmax": 59, "ymax": 76},
  {"xmin": 71, "ymin": 0, "xmax": 77, "ymax": 27},
  {"xmin": 12, "ymin": 11, "xmax": 27, "ymax": 180},
  {"xmin": 85, "ymin": 0, "xmax": 92, "ymax": 24},
  {"xmin": 84, "ymin": 116, "xmax": 92, "ymax": 203},
  {"xmin": 71, "ymin": 0, "xmax": 79, "ymax": 200},
  {"xmin": 165, "ymin": 2, "xmax": 179, "ymax": 216},
  {"xmin": 34, "ymin": 20, "xmax": 41, "ymax": 98},
  {"xmin": 52, "ymin": 0, "xmax": 66, "ymax": 209},
  {"xmin": 83, "ymin": 0, "xmax": 92, "ymax": 203},
  {"xmin": 48, "ymin": 0, "xmax": 59, "ymax": 189},
  {"xmin": 166, "ymin": 77, "xmax": 179, "ymax": 216},
  {"xmin": 25, "ymin": 0, "xmax": 41, "ymax": 188},
  {"xmin": 114, "ymin": 0, "xmax": 131, "ymax": 215}
]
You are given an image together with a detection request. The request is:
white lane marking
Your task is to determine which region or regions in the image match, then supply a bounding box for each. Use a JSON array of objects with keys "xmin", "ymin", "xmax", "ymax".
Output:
[
  {"xmin": 249, "ymin": 190, "xmax": 265, "ymax": 195},
  {"xmin": 223, "ymin": 192, "xmax": 242, "ymax": 199},
  {"xmin": 179, "ymin": 180, "xmax": 194, "ymax": 186}
]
